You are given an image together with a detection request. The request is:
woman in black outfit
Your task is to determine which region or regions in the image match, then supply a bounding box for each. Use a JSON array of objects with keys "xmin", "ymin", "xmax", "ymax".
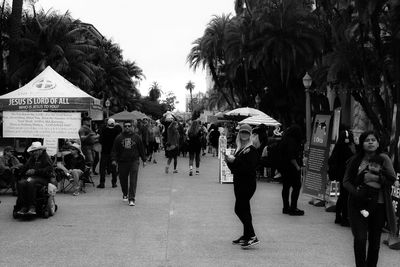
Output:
[
  {"xmin": 225, "ymin": 124, "xmax": 260, "ymax": 249},
  {"xmin": 343, "ymin": 131, "xmax": 397, "ymax": 267},
  {"xmin": 328, "ymin": 129, "xmax": 355, "ymax": 226},
  {"xmin": 280, "ymin": 124, "xmax": 304, "ymax": 215}
]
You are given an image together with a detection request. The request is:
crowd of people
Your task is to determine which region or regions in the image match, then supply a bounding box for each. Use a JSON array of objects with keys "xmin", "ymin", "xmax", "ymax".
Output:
[{"xmin": 1, "ymin": 116, "xmax": 399, "ymax": 264}]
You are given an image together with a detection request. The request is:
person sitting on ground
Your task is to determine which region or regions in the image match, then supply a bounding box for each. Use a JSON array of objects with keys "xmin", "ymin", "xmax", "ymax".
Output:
[
  {"xmin": 356, "ymin": 154, "xmax": 384, "ymax": 218},
  {"xmin": 57, "ymin": 143, "xmax": 86, "ymax": 196},
  {"xmin": 17, "ymin": 142, "xmax": 56, "ymax": 215},
  {"xmin": 0, "ymin": 146, "xmax": 23, "ymax": 196}
]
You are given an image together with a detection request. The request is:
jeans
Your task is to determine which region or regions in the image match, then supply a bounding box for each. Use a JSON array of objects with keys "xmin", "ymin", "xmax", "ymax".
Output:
[
  {"xmin": 281, "ymin": 167, "xmax": 301, "ymax": 209},
  {"xmin": 17, "ymin": 177, "xmax": 48, "ymax": 208},
  {"xmin": 99, "ymin": 153, "xmax": 117, "ymax": 185},
  {"xmin": 118, "ymin": 161, "xmax": 139, "ymax": 201},
  {"xmin": 234, "ymin": 180, "xmax": 256, "ymax": 238},
  {"xmin": 189, "ymin": 149, "xmax": 201, "ymax": 168},
  {"xmin": 81, "ymin": 145, "xmax": 94, "ymax": 167},
  {"xmin": 348, "ymin": 201, "xmax": 386, "ymax": 267}
]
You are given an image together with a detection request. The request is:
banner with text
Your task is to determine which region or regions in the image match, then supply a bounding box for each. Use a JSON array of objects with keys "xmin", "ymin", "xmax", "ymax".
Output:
[
  {"xmin": 3, "ymin": 111, "xmax": 81, "ymax": 139},
  {"xmin": 303, "ymin": 114, "xmax": 332, "ymax": 199}
]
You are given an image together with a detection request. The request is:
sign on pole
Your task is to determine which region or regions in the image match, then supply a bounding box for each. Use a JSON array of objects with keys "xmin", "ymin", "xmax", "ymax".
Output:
[{"xmin": 303, "ymin": 114, "xmax": 332, "ymax": 199}]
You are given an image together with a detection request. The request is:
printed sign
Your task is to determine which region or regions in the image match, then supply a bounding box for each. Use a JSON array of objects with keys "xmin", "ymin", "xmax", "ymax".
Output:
[
  {"xmin": 220, "ymin": 148, "xmax": 234, "ymax": 184},
  {"xmin": 303, "ymin": 114, "xmax": 332, "ymax": 199},
  {"xmin": 43, "ymin": 138, "xmax": 58, "ymax": 157},
  {"xmin": 0, "ymin": 97, "xmax": 96, "ymax": 111},
  {"xmin": 3, "ymin": 111, "xmax": 81, "ymax": 139}
]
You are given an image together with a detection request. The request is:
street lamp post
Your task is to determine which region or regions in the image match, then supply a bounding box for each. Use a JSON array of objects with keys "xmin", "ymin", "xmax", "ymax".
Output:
[
  {"xmin": 302, "ymin": 72, "xmax": 312, "ymax": 148},
  {"xmin": 255, "ymin": 94, "xmax": 261, "ymax": 109},
  {"xmin": 105, "ymin": 99, "xmax": 111, "ymax": 118}
]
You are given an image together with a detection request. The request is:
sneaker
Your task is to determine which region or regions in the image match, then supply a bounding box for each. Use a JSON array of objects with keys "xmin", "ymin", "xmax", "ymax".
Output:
[
  {"xmin": 122, "ymin": 195, "xmax": 128, "ymax": 201},
  {"xmin": 153, "ymin": 159, "xmax": 157, "ymax": 164},
  {"xmin": 360, "ymin": 210, "xmax": 369, "ymax": 218},
  {"xmin": 112, "ymin": 184, "xmax": 118, "ymax": 188},
  {"xmin": 289, "ymin": 208, "xmax": 305, "ymax": 216},
  {"xmin": 129, "ymin": 200, "xmax": 135, "ymax": 206},
  {"xmin": 189, "ymin": 170, "xmax": 193, "ymax": 176},
  {"xmin": 17, "ymin": 207, "xmax": 28, "ymax": 215},
  {"xmin": 241, "ymin": 236, "xmax": 260, "ymax": 249},
  {"xmin": 173, "ymin": 169, "xmax": 178, "ymax": 173},
  {"xmin": 73, "ymin": 190, "xmax": 80, "ymax": 196},
  {"xmin": 195, "ymin": 170, "xmax": 199, "ymax": 175},
  {"xmin": 282, "ymin": 208, "xmax": 291, "ymax": 214},
  {"xmin": 27, "ymin": 206, "xmax": 36, "ymax": 215},
  {"xmin": 232, "ymin": 236, "xmax": 246, "ymax": 245},
  {"xmin": 97, "ymin": 184, "xmax": 105, "ymax": 189},
  {"xmin": 165, "ymin": 166, "xmax": 169, "ymax": 174}
]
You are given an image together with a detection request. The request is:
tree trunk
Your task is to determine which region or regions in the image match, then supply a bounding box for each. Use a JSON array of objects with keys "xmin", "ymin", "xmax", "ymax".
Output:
[{"xmin": 8, "ymin": 0, "xmax": 24, "ymax": 90}]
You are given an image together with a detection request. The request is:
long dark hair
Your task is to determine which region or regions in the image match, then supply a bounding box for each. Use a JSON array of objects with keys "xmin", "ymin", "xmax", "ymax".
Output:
[{"xmin": 356, "ymin": 130, "xmax": 383, "ymax": 156}]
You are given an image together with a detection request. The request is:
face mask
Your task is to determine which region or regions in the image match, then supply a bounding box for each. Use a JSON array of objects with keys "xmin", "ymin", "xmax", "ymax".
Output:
[{"xmin": 344, "ymin": 130, "xmax": 349, "ymax": 143}]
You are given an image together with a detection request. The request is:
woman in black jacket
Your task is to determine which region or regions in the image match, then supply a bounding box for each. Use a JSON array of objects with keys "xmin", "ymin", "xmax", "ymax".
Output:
[
  {"xmin": 343, "ymin": 131, "xmax": 397, "ymax": 267},
  {"xmin": 328, "ymin": 129, "xmax": 355, "ymax": 226},
  {"xmin": 225, "ymin": 124, "xmax": 260, "ymax": 249}
]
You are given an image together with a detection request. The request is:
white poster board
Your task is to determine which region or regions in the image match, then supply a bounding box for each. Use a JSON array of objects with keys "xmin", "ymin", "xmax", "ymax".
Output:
[
  {"xmin": 219, "ymin": 148, "xmax": 234, "ymax": 184},
  {"xmin": 3, "ymin": 111, "xmax": 81, "ymax": 139},
  {"xmin": 43, "ymin": 138, "xmax": 58, "ymax": 157}
]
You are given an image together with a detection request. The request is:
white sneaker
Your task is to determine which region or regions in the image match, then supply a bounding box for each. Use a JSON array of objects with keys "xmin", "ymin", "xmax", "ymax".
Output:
[
  {"xmin": 360, "ymin": 210, "xmax": 369, "ymax": 217},
  {"xmin": 123, "ymin": 195, "xmax": 128, "ymax": 201},
  {"xmin": 129, "ymin": 200, "xmax": 135, "ymax": 206}
]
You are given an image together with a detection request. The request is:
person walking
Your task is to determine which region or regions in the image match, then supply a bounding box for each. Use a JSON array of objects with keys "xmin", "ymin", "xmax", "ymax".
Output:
[
  {"xmin": 343, "ymin": 131, "xmax": 397, "ymax": 267},
  {"xmin": 0, "ymin": 146, "xmax": 23, "ymax": 196},
  {"xmin": 328, "ymin": 129, "xmax": 355, "ymax": 226},
  {"xmin": 111, "ymin": 121, "xmax": 146, "ymax": 206},
  {"xmin": 208, "ymin": 124, "xmax": 220, "ymax": 157},
  {"xmin": 187, "ymin": 120, "xmax": 204, "ymax": 176},
  {"xmin": 98, "ymin": 118, "xmax": 121, "ymax": 188},
  {"xmin": 280, "ymin": 124, "xmax": 304, "ymax": 216},
  {"xmin": 225, "ymin": 124, "xmax": 260, "ymax": 249},
  {"xmin": 165, "ymin": 121, "xmax": 180, "ymax": 174},
  {"xmin": 78, "ymin": 116, "xmax": 99, "ymax": 168}
]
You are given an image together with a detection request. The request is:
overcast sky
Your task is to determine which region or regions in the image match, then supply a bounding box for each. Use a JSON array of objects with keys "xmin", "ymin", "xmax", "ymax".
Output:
[{"xmin": 35, "ymin": 0, "xmax": 235, "ymax": 111}]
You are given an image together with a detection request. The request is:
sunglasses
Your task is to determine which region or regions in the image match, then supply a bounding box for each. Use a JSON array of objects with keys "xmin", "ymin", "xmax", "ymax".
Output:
[{"xmin": 124, "ymin": 125, "xmax": 132, "ymax": 128}]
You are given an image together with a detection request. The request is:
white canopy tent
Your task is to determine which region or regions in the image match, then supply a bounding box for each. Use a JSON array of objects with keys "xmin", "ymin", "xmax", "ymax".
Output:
[
  {"xmin": 238, "ymin": 114, "xmax": 281, "ymax": 126},
  {"xmin": 0, "ymin": 66, "xmax": 102, "ymax": 120}
]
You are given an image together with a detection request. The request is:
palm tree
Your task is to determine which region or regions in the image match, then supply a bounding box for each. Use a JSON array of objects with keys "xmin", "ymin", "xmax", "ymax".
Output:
[
  {"xmin": 12, "ymin": 10, "xmax": 98, "ymax": 89},
  {"xmin": 148, "ymin": 81, "xmax": 162, "ymax": 102},
  {"xmin": 185, "ymin": 80, "xmax": 195, "ymax": 112}
]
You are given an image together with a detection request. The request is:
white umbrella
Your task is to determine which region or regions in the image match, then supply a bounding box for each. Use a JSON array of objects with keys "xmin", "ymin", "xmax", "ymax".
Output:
[
  {"xmin": 238, "ymin": 114, "xmax": 281, "ymax": 126},
  {"xmin": 225, "ymin": 107, "xmax": 266, "ymax": 117}
]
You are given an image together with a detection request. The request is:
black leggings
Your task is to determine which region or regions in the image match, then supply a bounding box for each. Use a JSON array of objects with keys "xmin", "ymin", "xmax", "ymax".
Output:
[
  {"xmin": 167, "ymin": 155, "xmax": 177, "ymax": 170},
  {"xmin": 234, "ymin": 180, "xmax": 256, "ymax": 239},
  {"xmin": 336, "ymin": 181, "xmax": 349, "ymax": 220},
  {"xmin": 189, "ymin": 149, "xmax": 201, "ymax": 168},
  {"xmin": 348, "ymin": 201, "xmax": 386, "ymax": 267},
  {"xmin": 281, "ymin": 168, "xmax": 302, "ymax": 209}
]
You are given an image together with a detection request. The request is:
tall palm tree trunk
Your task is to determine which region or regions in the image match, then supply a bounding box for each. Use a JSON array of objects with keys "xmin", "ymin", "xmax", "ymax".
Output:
[{"xmin": 8, "ymin": 0, "xmax": 23, "ymax": 90}]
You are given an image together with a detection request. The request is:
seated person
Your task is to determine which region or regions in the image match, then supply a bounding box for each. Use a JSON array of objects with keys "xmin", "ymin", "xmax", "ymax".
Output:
[
  {"xmin": 356, "ymin": 154, "xmax": 384, "ymax": 218},
  {"xmin": 0, "ymin": 146, "xmax": 23, "ymax": 195},
  {"xmin": 57, "ymin": 143, "xmax": 85, "ymax": 196},
  {"xmin": 17, "ymin": 142, "xmax": 56, "ymax": 215}
]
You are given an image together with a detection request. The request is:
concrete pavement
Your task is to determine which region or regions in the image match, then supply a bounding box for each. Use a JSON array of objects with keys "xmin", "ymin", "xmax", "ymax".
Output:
[{"xmin": 0, "ymin": 152, "xmax": 399, "ymax": 267}]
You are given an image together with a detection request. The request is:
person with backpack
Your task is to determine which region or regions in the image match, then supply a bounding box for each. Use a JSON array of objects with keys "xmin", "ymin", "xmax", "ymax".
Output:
[
  {"xmin": 328, "ymin": 129, "xmax": 355, "ymax": 226},
  {"xmin": 187, "ymin": 120, "xmax": 204, "ymax": 176},
  {"xmin": 280, "ymin": 124, "xmax": 305, "ymax": 216}
]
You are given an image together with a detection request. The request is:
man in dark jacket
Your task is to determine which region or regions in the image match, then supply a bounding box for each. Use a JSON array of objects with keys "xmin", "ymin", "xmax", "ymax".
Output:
[
  {"xmin": 112, "ymin": 121, "xmax": 146, "ymax": 206},
  {"xmin": 98, "ymin": 118, "xmax": 121, "ymax": 188},
  {"xmin": 17, "ymin": 142, "xmax": 55, "ymax": 215}
]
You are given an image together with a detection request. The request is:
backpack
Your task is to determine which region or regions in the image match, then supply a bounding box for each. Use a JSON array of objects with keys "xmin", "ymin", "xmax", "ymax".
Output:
[{"xmin": 262, "ymin": 141, "xmax": 282, "ymax": 169}]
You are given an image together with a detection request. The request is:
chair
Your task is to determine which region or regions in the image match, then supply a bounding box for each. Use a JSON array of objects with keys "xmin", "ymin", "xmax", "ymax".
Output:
[{"xmin": 79, "ymin": 166, "xmax": 95, "ymax": 193}]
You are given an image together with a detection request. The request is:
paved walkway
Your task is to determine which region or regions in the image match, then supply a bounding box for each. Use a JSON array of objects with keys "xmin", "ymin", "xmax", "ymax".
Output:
[{"xmin": 0, "ymin": 152, "xmax": 399, "ymax": 267}]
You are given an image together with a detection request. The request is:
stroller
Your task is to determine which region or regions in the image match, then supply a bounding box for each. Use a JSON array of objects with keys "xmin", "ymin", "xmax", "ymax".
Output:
[{"xmin": 13, "ymin": 183, "xmax": 58, "ymax": 219}]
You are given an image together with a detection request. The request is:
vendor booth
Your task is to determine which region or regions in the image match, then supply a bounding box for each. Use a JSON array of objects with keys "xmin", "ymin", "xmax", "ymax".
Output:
[{"xmin": 0, "ymin": 66, "xmax": 103, "ymax": 154}]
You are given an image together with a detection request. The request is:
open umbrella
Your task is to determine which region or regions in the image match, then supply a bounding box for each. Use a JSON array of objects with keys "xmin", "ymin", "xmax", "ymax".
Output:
[
  {"xmin": 110, "ymin": 110, "xmax": 135, "ymax": 121},
  {"xmin": 238, "ymin": 114, "xmax": 281, "ymax": 126},
  {"xmin": 225, "ymin": 107, "xmax": 266, "ymax": 117},
  {"xmin": 131, "ymin": 110, "xmax": 150, "ymax": 120}
]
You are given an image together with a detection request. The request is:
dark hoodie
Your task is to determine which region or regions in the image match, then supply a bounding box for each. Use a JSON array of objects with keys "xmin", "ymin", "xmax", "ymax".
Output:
[{"xmin": 111, "ymin": 131, "xmax": 146, "ymax": 163}]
